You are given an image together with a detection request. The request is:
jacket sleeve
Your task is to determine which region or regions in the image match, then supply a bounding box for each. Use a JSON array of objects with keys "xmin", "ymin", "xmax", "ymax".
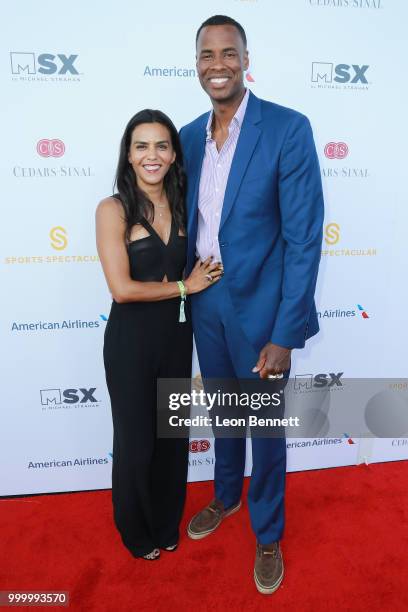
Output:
[{"xmin": 270, "ymin": 114, "xmax": 324, "ymax": 349}]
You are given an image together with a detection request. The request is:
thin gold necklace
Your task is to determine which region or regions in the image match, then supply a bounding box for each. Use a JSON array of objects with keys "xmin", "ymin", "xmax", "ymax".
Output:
[{"xmin": 153, "ymin": 196, "xmax": 168, "ymax": 218}]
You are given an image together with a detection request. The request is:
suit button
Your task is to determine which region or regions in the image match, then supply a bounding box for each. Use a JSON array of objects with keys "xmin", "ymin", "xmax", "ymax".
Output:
[{"xmin": 220, "ymin": 242, "xmax": 229, "ymax": 248}]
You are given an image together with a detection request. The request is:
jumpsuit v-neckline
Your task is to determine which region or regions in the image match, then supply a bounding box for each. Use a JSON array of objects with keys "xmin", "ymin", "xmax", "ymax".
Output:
[{"xmin": 138, "ymin": 216, "xmax": 176, "ymax": 249}]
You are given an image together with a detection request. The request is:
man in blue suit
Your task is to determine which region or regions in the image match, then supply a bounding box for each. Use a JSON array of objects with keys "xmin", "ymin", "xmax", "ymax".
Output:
[{"xmin": 180, "ymin": 15, "xmax": 324, "ymax": 594}]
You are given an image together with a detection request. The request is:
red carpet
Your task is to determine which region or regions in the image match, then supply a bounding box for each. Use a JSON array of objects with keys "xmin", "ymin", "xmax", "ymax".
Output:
[{"xmin": 1, "ymin": 462, "xmax": 408, "ymax": 611}]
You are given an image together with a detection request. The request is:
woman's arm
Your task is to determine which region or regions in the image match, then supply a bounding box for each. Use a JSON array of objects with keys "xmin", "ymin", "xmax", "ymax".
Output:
[
  {"xmin": 96, "ymin": 197, "xmax": 182, "ymax": 303},
  {"xmin": 96, "ymin": 197, "xmax": 221, "ymax": 303}
]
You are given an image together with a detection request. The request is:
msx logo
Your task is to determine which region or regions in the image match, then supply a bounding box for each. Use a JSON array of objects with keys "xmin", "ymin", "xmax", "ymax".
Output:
[
  {"xmin": 40, "ymin": 388, "xmax": 98, "ymax": 405},
  {"xmin": 311, "ymin": 63, "xmax": 369, "ymax": 84},
  {"xmin": 294, "ymin": 373, "xmax": 344, "ymax": 391},
  {"xmin": 10, "ymin": 52, "xmax": 79, "ymax": 75}
]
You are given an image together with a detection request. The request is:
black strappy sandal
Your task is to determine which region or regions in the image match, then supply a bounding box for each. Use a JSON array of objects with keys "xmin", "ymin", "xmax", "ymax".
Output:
[{"xmin": 142, "ymin": 548, "xmax": 161, "ymax": 560}]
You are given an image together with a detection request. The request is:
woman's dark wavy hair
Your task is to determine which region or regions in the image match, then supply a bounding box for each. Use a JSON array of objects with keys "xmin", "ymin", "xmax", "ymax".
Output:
[{"xmin": 114, "ymin": 109, "xmax": 186, "ymax": 240}]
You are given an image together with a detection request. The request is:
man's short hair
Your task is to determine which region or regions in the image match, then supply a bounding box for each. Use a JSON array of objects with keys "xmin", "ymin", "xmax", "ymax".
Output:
[{"xmin": 196, "ymin": 15, "xmax": 247, "ymax": 48}]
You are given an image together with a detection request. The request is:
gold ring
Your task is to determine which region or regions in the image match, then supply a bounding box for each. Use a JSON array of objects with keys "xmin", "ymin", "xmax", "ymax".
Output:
[
  {"xmin": 205, "ymin": 274, "xmax": 213, "ymax": 282},
  {"xmin": 267, "ymin": 373, "xmax": 284, "ymax": 380}
]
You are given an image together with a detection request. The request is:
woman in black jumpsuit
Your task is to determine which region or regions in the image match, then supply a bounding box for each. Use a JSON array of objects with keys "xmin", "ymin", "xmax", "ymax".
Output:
[{"xmin": 96, "ymin": 110, "xmax": 222, "ymax": 560}]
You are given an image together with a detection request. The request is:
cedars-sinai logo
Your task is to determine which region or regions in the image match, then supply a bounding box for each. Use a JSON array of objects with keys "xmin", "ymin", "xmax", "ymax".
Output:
[
  {"xmin": 37, "ymin": 139, "xmax": 65, "ymax": 158},
  {"xmin": 12, "ymin": 139, "xmax": 92, "ymax": 179},
  {"xmin": 324, "ymin": 142, "xmax": 348, "ymax": 159},
  {"xmin": 189, "ymin": 440, "xmax": 211, "ymax": 453}
]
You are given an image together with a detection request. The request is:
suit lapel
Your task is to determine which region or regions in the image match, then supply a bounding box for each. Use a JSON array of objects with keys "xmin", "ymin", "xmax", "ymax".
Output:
[
  {"xmin": 186, "ymin": 120, "xmax": 207, "ymax": 238},
  {"xmin": 220, "ymin": 92, "xmax": 262, "ymax": 230},
  {"xmin": 185, "ymin": 116, "xmax": 207, "ymax": 271}
]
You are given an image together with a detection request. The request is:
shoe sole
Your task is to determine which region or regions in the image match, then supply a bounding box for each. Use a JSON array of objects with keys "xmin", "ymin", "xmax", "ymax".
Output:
[
  {"xmin": 254, "ymin": 565, "xmax": 284, "ymax": 595},
  {"xmin": 187, "ymin": 501, "xmax": 242, "ymax": 540}
]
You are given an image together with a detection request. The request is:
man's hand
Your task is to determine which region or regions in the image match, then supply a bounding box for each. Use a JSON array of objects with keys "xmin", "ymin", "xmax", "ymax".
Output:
[{"xmin": 252, "ymin": 342, "xmax": 291, "ymax": 379}]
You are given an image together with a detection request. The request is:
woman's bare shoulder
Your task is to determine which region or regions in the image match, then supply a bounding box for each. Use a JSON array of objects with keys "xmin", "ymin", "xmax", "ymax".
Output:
[{"xmin": 96, "ymin": 196, "xmax": 124, "ymax": 219}]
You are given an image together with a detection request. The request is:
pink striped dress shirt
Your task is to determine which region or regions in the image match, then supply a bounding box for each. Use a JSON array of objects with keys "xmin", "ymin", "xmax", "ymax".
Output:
[{"xmin": 196, "ymin": 88, "xmax": 250, "ymax": 262}]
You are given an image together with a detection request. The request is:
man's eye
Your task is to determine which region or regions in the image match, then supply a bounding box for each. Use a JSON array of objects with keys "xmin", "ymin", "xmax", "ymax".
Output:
[
  {"xmin": 136, "ymin": 145, "xmax": 146, "ymax": 149},
  {"xmin": 158, "ymin": 145, "xmax": 167, "ymax": 150},
  {"xmin": 226, "ymin": 52, "xmax": 235, "ymax": 58}
]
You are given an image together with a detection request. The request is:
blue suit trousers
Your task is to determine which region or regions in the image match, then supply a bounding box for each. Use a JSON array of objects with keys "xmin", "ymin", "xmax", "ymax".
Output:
[{"xmin": 191, "ymin": 277, "xmax": 287, "ymax": 544}]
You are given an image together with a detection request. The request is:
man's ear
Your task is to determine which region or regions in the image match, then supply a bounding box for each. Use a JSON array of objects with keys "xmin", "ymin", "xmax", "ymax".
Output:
[{"xmin": 244, "ymin": 50, "xmax": 249, "ymax": 72}]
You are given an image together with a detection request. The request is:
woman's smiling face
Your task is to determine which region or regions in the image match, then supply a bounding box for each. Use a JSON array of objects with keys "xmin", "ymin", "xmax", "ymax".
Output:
[{"xmin": 128, "ymin": 122, "xmax": 176, "ymax": 190}]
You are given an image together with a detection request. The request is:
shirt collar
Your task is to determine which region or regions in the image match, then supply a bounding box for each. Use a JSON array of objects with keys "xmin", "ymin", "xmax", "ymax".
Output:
[{"xmin": 205, "ymin": 88, "xmax": 250, "ymax": 140}]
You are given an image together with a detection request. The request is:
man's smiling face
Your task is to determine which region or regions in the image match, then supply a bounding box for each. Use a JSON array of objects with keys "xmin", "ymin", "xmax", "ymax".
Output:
[{"xmin": 196, "ymin": 24, "xmax": 249, "ymax": 104}]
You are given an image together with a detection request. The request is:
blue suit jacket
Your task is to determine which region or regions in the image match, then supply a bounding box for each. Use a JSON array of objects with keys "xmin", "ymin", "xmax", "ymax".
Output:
[{"xmin": 180, "ymin": 91, "xmax": 324, "ymax": 352}]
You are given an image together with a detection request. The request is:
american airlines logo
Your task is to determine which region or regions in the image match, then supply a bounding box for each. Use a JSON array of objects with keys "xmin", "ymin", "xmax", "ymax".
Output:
[{"xmin": 143, "ymin": 65, "xmax": 196, "ymax": 78}]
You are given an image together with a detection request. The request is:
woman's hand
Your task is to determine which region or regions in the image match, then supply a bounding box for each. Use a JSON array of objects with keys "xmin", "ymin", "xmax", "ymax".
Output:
[{"xmin": 184, "ymin": 257, "xmax": 223, "ymax": 294}]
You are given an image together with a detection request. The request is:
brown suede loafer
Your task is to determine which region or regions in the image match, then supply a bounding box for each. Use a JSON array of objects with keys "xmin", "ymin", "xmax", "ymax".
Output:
[
  {"xmin": 187, "ymin": 498, "xmax": 242, "ymax": 540},
  {"xmin": 254, "ymin": 541, "xmax": 284, "ymax": 594}
]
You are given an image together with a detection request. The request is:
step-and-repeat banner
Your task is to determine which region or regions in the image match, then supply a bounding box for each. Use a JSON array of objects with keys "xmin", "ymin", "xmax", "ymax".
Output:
[{"xmin": 1, "ymin": 0, "xmax": 407, "ymax": 495}]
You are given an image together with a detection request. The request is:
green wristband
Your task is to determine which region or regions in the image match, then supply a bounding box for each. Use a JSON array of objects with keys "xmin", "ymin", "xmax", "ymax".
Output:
[
  {"xmin": 177, "ymin": 280, "xmax": 187, "ymax": 299},
  {"xmin": 177, "ymin": 281, "xmax": 187, "ymax": 323}
]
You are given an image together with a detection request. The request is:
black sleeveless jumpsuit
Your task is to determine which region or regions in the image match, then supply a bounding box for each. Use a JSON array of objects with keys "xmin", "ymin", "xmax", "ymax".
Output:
[{"xmin": 103, "ymin": 214, "xmax": 192, "ymax": 557}]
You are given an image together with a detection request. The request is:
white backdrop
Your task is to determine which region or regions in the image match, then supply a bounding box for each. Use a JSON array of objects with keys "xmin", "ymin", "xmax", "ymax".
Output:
[{"xmin": 1, "ymin": 0, "xmax": 407, "ymax": 496}]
